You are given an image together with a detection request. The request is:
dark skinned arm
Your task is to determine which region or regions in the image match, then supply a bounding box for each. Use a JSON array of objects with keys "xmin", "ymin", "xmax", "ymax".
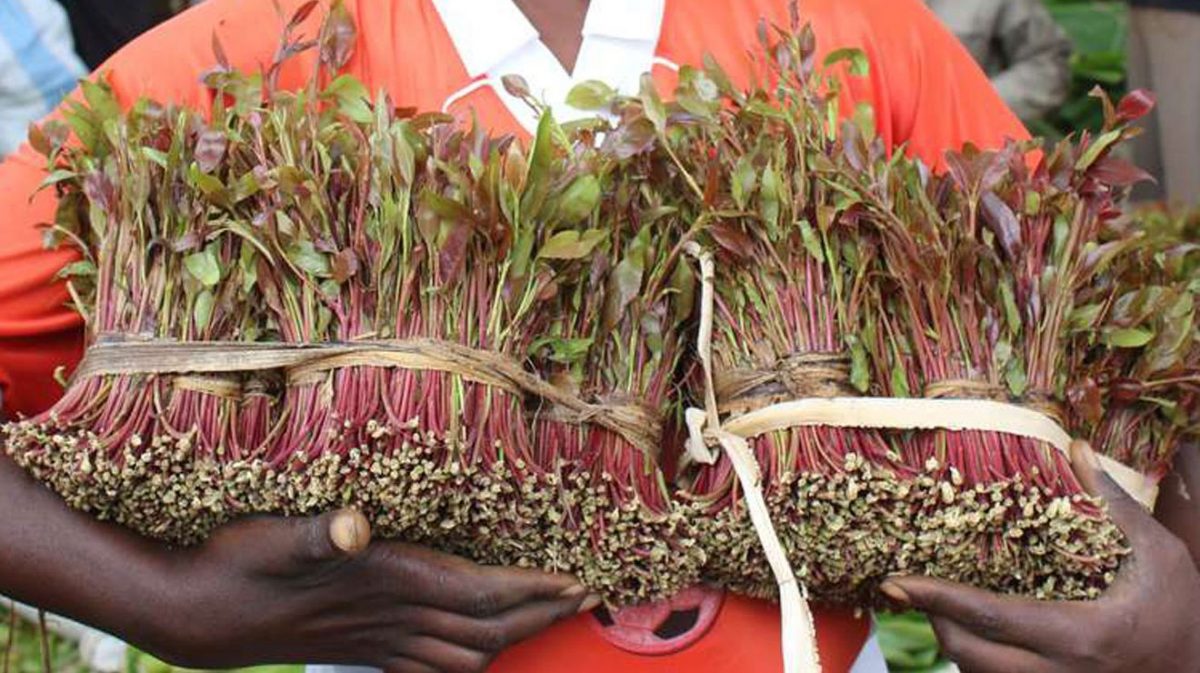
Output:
[
  {"xmin": 1, "ymin": 395, "xmax": 593, "ymax": 672},
  {"xmin": 1155, "ymin": 443, "xmax": 1200, "ymax": 568},
  {"xmin": 883, "ymin": 441, "xmax": 1200, "ymax": 673}
]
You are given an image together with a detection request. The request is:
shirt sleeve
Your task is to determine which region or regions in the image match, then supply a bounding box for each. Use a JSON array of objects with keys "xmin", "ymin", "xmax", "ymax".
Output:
[
  {"xmin": 812, "ymin": 0, "xmax": 1033, "ymax": 168},
  {"xmin": 0, "ymin": 0, "xmax": 323, "ymax": 418},
  {"xmin": 879, "ymin": 0, "xmax": 1032, "ymax": 161}
]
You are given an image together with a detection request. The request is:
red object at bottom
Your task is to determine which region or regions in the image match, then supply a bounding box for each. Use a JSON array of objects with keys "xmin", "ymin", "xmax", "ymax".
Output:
[{"xmin": 491, "ymin": 594, "xmax": 870, "ymax": 672}]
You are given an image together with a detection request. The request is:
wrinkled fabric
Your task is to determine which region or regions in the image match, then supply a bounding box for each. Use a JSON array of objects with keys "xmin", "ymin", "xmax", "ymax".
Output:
[
  {"xmin": 0, "ymin": 0, "xmax": 86, "ymax": 158},
  {"xmin": 927, "ymin": 0, "xmax": 1073, "ymax": 120}
]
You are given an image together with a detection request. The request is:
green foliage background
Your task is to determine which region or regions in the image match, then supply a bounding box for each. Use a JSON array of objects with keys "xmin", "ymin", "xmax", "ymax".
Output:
[{"xmin": 1030, "ymin": 0, "xmax": 1129, "ymax": 139}]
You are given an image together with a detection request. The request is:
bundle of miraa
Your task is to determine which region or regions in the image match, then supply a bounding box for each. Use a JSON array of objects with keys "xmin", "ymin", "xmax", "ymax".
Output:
[
  {"xmin": 659, "ymin": 20, "xmax": 1198, "ymax": 603},
  {"xmin": 0, "ymin": 3, "xmax": 703, "ymax": 605},
  {"xmin": 5, "ymin": 2, "xmax": 1199, "ymax": 611}
]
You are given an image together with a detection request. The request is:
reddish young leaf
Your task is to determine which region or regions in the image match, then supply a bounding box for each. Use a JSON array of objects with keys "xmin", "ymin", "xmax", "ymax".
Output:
[
  {"xmin": 1117, "ymin": 89, "xmax": 1156, "ymax": 123},
  {"xmin": 1089, "ymin": 155, "xmax": 1155, "ymax": 187},
  {"xmin": 211, "ymin": 32, "xmax": 231, "ymax": 71},
  {"xmin": 288, "ymin": 0, "xmax": 319, "ymax": 30},
  {"xmin": 320, "ymin": 0, "xmax": 356, "ymax": 70},
  {"xmin": 437, "ymin": 222, "xmax": 471, "ymax": 284},
  {"xmin": 502, "ymin": 74, "xmax": 532, "ymax": 100},
  {"xmin": 331, "ymin": 248, "xmax": 360, "ymax": 283},
  {"xmin": 709, "ymin": 221, "xmax": 756, "ymax": 261},
  {"xmin": 27, "ymin": 123, "xmax": 50, "ymax": 156},
  {"xmin": 1067, "ymin": 377, "xmax": 1104, "ymax": 424},
  {"xmin": 981, "ymin": 191, "xmax": 1021, "ymax": 260}
]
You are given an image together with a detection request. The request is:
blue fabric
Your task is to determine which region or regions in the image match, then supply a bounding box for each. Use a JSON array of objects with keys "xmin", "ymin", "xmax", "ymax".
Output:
[{"xmin": 0, "ymin": 0, "xmax": 83, "ymax": 111}]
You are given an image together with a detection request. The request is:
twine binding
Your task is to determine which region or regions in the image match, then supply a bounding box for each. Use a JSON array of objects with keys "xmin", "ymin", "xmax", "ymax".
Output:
[{"xmin": 74, "ymin": 334, "xmax": 663, "ymax": 458}]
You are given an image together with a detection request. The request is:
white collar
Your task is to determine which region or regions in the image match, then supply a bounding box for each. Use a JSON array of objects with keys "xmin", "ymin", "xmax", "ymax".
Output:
[
  {"xmin": 431, "ymin": 0, "xmax": 541, "ymax": 79},
  {"xmin": 432, "ymin": 0, "xmax": 669, "ymax": 130}
]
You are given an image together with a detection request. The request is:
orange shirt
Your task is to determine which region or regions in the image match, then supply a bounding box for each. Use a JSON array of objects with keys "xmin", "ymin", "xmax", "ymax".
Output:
[
  {"xmin": 0, "ymin": 0, "xmax": 1027, "ymax": 419},
  {"xmin": 0, "ymin": 1, "xmax": 1027, "ymax": 670}
]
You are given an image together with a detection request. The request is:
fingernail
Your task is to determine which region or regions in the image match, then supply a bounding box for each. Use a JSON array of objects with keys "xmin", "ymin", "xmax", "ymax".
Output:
[
  {"xmin": 330, "ymin": 509, "xmax": 370, "ymax": 555},
  {"xmin": 557, "ymin": 584, "xmax": 588, "ymax": 599},
  {"xmin": 1073, "ymin": 440, "xmax": 1101, "ymax": 471},
  {"xmin": 879, "ymin": 580, "xmax": 910, "ymax": 608},
  {"xmin": 577, "ymin": 594, "xmax": 603, "ymax": 614}
]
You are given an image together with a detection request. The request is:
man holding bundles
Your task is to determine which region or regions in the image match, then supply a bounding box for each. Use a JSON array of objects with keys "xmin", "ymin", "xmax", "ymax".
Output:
[{"xmin": 0, "ymin": 1, "xmax": 1197, "ymax": 672}]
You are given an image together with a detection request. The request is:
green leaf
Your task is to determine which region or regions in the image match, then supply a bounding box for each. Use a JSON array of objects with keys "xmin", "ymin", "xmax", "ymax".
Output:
[
  {"xmin": 676, "ymin": 66, "xmax": 720, "ymax": 117},
  {"xmin": 603, "ymin": 228, "xmax": 649, "ymax": 330},
  {"xmin": 639, "ymin": 73, "xmax": 667, "ymax": 132},
  {"xmin": 799, "ymin": 220, "xmax": 824, "ymax": 263},
  {"xmin": 193, "ymin": 289, "xmax": 215, "ymax": 330},
  {"xmin": 531, "ymin": 337, "xmax": 594, "ymax": 364},
  {"xmin": 235, "ymin": 170, "xmax": 262, "ymax": 202},
  {"xmin": 890, "ymin": 358, "xmax": 911, "ymax": 398},
  {"xmin": 1005, "ymin": 359, "xmax": 1028, "ymax": 397},
  {"xmin": 852, "ymin": 102, "xmax": 876, "ymax": 141},
  {"xmin": 566, "ymin": 80, "xmax": 617, "ymax": 111},
  {"xmin": 81, "ymin": 78, "xmax": 121, "ymax": 123},
  {"xmin": 1075, "ymin": 129, "xmax": 1121, "ymax": 171},
  {"xmin": 239, "ymin": 244, "xmax": 258, "ymax": 294},
  {"xmin": 523, "ymin": 110, "xmax": 557, "ymax": 208},
  {"xmin": 64, "ymin": 102, "xmax": 101, "ymax": 154},
  {"xmin": 288, "ymin": 240, "xmax": 331, "ymax": 277},
  {"xmin": 56, "ymin": 259, "xmax": 97, "ymax": 279},
  {"xmin": 37, "ymin": 169, "xmax": 78, "ymax": 192},
  {"xmin": 999, "ymin": 280, "xmax": 1022, "ymax": 333},
  {"xmin": 188, "ymin": 163, "xmax": 231, "ymax": 207},
  {"xmin": 824, "ymin": 47, "xmax": 870, "ymax": 77},
  {"xmin": 745, "ymin": 99, "xmax": 789, "ymax": 120},
  {"xmin": 759, "ymin": 163, "xmax": 781, "ymax": 235},
  {"xmin": 539, "ymin": 229, "xmax": 607, "ymax": 260},
  {"xmin": 849, "ymin": 340, "xmax": 870, "ymax": 393},
  {"xmin": 1024, "ymin": 191, "xmax": 1042, "ymax": 216},
  {"xmin": 184, "ymin": 248, "xmax": 222, "ymax": 287},
  {"xmin": 558, "ymin": 175, "xmax": 601, "ymax": 223},
  {"xmin": 731, "ymin": 156, "xmax": 757, "ymax": 210},
  {"xmin": 1104, "ymin": 327, "xmax": 1155, "ymax": 348},
  {"xmin": 1069, "ymin": 303, "xmax": 1104, "ymax": 331},
  {"xmin": 141, "ymin": 147, "xmax": 169, "ymax": 169},
  {"xmin": 325, "ymin": 74, "xmax": 373, "ymax": 124}
]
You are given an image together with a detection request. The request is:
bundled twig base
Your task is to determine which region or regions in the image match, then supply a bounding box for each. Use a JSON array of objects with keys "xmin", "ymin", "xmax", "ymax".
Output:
[
  {"xmin": 689, "ymin": 455, "xmax": 1124, "ymax": 605},
  {"xmin": 4, "ymin": 399, "xmax": 705, "ymax": 605}
]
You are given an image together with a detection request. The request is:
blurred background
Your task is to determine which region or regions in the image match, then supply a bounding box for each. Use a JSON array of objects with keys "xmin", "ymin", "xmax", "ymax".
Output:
[{"xmin": 1, "ymin": 0, "xmax": 1196, "ymax": 671}]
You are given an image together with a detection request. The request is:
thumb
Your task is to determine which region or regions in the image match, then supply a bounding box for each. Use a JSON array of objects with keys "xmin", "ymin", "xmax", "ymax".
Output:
[
  {"xmin": 1070, "ymin": 440, "xmax": 1155, "ymax": 547},
  {"xmin": 292, "ymin": 508, "xmax": 372, "ymax": 567}
]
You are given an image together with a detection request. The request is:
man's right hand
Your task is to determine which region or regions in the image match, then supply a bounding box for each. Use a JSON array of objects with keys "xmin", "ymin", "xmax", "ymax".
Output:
[{"xmin": 158, "ymin": 510, "xmax": 595, "ymax": 672}]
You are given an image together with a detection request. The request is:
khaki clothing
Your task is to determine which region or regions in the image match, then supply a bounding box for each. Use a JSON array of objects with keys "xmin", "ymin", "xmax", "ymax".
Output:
[
  {"xmin": 927, "ymin": 0, "xmax": 1073, "ymax": 120},
  {"xmin": 1128, "ymin": 6, "xmax": 1200, "ymax": 204}
]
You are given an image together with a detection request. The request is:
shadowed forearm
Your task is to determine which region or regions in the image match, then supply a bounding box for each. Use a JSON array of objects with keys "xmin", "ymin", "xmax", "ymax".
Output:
[
  {"xmin": 0, "ymin": 450, "xmax": 179, "ymax": 651},
  {"xmin": 1156, "ymin": 443, "xmax": 1200, "ymax": 569}
]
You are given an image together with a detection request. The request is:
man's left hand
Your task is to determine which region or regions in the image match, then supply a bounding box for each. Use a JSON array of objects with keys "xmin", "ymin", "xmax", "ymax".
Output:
[{"xmin": 882, "ymin": 440, "xmax": 1200, "ymax": 673}]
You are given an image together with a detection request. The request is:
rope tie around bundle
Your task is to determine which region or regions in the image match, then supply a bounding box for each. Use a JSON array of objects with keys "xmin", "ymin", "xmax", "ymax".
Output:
[
  {"xmin": 715, "ymin": 352, "xmax": 856, "ymax": 415},
  {"xmin": 75, "ymin": 334, "xmax": 663, "ymax": 458},
  {"xmin": 171, "ymin": 375, "xmax": 244, "ymax": 401},
  {"xmin": 923, "ymin": 379, "xmax": 1069, "ymax": 428},
  {"xmin": 681, "ymin": 244, "xmax": 1160, "ymax": 673}
]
